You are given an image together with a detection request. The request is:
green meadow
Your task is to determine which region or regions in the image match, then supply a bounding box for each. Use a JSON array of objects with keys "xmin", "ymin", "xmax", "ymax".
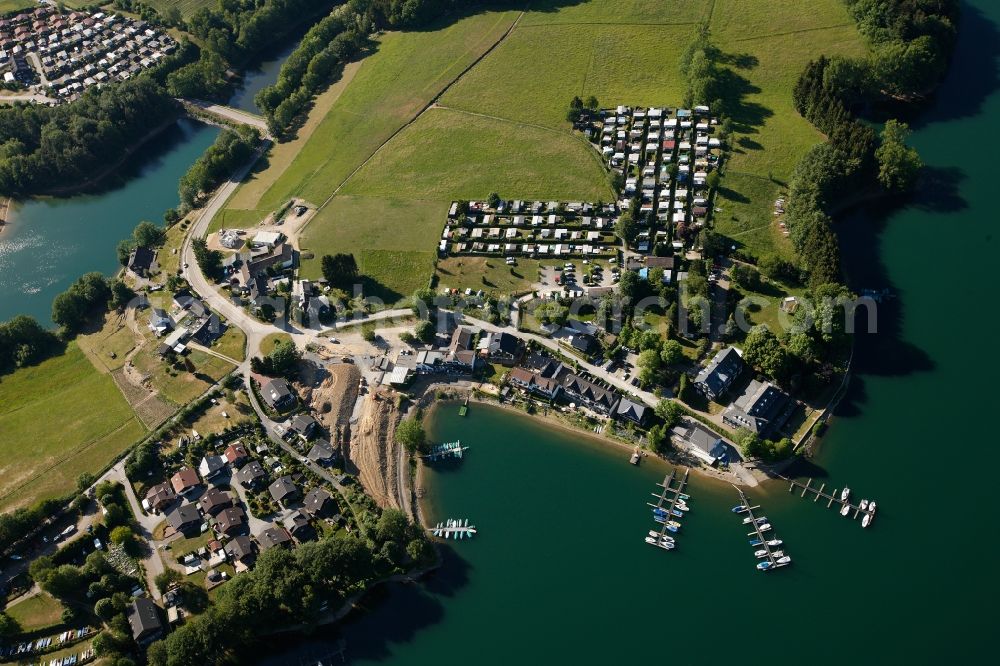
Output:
[{"xmin": 0, "ymin": 345, "xmax": 145, "ymax": 512}]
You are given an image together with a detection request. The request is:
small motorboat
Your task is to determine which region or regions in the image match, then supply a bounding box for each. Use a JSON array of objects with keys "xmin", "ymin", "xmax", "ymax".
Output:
[
  {"xmin": 859, "ymin": 499, "xmax": 869, "ymax": 511},
  {"xmin": 732, "ymin": 505, "xmax": 748, "ymax": 514},
  {"xmin": 868, "ymin": 501, "xmax": 877, "ymax": 515},
  {"xmin": 644, "ymin": 536, "xmax": 659, "ymax": 546},
  {"xmin": 679, "ymin": 493, "xmax": 690, "ymax": 501},
  {"xmin": 749, "ymin": 538, "xmax": 763, "ymax": 546},
  {"xmin": 771, "ymin": 550, "xmax": 785, "ymax": 558},
  {"xmin": 743, "ymin": 515, "xmax": 766, "ymax": 524},
  {"xmin": 754, "ymin": 549, "xmax": 769, "ymax": 558},
  {"xmin": 674, "ymin": 503, "xmax": 689, "ymax": 512},
  {"xmin": 840, "ymin": 503, "xmax": 851, "ymax": 516},
  {"xmin": 766, "ymin": 539, "xmax": 783, "ymax": 547},
  {"xmin": 758, "ymin": 523, "xmax": 772, "ymax": 532},
  {"xmin": 776, "ymin": 556, "xmax": 791, "ymax": 565},
  {"xmin": 660, "ymin": 535, "xmax": 675, "ymax": 544},
  {"xmin": 663, "ymin": 523, "xmax": 679, "ymax": 533},
  {"xmin": 654, "ymin": 515, "xmax": 667, "ymax": 524},
  {"xmin": 670, "ymin": 508, "xmax": 684, "ymax": 518},
  {"xmin": 757, "ymin": 561, "xmax": 773, "ymax": 571},
  {"xmin": 667, "ymin": 520, "xmax": 681, "ymax": 530},
  {"xmin": 840, "ymin": 487, "xmax": 851, "ymax": 502},
  {"xmin": 862, "ymin": 513, "xmax": 872, "ymax": 528},
  {"xmin": 653, "ymin": 507, "xmax": 667, "ymax": 516},
  {"xmin": 648, "ymin": 530, "xmax": 662, "ymax": 538}
]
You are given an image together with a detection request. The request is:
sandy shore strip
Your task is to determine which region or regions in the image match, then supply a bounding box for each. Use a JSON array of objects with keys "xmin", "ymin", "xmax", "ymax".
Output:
[{"xmin": 0, "ymin": 197, "xmax": 10, "ymax": 234}]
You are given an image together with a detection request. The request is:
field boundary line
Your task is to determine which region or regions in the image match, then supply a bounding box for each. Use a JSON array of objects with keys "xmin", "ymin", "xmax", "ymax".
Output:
[
  {"xmin": 0, "ymin": 418, "xmax": 140, "ymax": 503},
  {"xmin": 517, "ymin": 20, "xmax": 701, "ymax": 28},
  {"xmin": 727, "ymin": 22, "xmax": 855, "ymax": 43},
  {"xmin": 314, "ymin": 11, "xmax": 527, "ymax": 212}
]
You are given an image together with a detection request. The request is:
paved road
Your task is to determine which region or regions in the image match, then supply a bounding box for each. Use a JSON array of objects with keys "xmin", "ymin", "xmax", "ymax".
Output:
[{"xmin": 105, "ymin": 463, "xmax": 167, "ymax": 600}]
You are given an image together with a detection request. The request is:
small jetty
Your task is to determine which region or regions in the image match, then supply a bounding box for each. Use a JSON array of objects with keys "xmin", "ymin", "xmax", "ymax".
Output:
[
  {"xmin": 430, "ymin": 518, "xmax": 477, "ymax": 540},
  {"xmin": 629, "ymin": 448, "xmax": 641, "ymax": 465},
  {"xmin": 779, "ymin": 475, "xmax": 877, "ymax": 528},
  {"xmin": 421, "ymin": 440, "xmax": 468, "ymax": 462},
  {"xmin": 643, "ymin": 467, "xmax": 690, "ymax": 551},
  {"xmin": 732, "ymin": 485, "xmax": 790, "ymax": 572},
  {"xmin": 459, "ymin": 395, "xmax": 469, "ymax": 416}
]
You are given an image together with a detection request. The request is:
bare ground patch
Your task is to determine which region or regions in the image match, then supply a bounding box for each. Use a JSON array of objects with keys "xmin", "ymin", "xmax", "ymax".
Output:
[{"xmin": 346, "ymin": 389, "xmax": 400, "ymax": 509}]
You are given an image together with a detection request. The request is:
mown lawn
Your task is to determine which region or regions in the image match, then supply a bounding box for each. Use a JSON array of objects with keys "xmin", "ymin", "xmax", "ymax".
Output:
[
  {"xmin": 0, "ymin": 344, "xmax": 144, "ymax": 511},
  {"xmin": 520, "ymin": 0, "xmax": 711, "ymax": 25},
  {"xmin": 4, "ymin": 593, "xmax": 65, "ymax": 633},
  {"xmin": 299, "ymin": 196, "xmax": 445, "ymax": 302},
  {"xmin": 0, "ymin": 0, "xmax": 31, "ymax": 15},
  {"xmin": 342, "ymin": 108, "xmax": 612, "ymax": 201},
  {"xmin": 211, "ymin": 326, "xmax": 247, "ymax": 362},
  {"xmin": 436, "ymin": 257, "xmax": 544, "ymax": 296},
  {"xmin": 217, "ymin": 9, "xmax": 521, "ymax": 221},
  {"xmin": 440, "ymin": 22, "xmax": 695, "ymax": 130},
  {"xmin": 132, "ymin": 347, "xmax": 234, "ymax": 408},
  {"xmin": 260, "ymin": 332, "xmax": 293, "ymax": 355}
]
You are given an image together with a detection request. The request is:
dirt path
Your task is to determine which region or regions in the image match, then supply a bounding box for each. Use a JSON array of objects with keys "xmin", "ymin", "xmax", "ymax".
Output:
[{"xmin": 348, "ymin": 389, "xmax": 400, "ymax": 509}]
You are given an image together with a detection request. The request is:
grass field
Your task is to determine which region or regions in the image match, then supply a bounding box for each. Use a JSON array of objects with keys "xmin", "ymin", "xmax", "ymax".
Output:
[
  {"xmin": 143, "ymin": 0, "xmax": 217, "ymax": 18},
  {"xmin": 4, "ymin": 593, "xmax": 65, "ymax": 633},
  {"xmin": 0, "ymin": 0, "xmax": 31, "ymax": 16},
  {"xmin": 436, "ymin": 257, "xmax": 544, "ymax": 295},
  {"xmin": 0, "ymin": 344, "xmax": 145, "ymax": 512},
  {"xmin": 212, "ymin": 326, "xmax": 247, "ymax": 362}
]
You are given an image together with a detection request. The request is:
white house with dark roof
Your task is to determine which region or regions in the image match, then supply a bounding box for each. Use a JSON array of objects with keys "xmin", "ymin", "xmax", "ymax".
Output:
[{"xmin": 693, "ymin": 346, "xmax": 745, "ymax": 401}]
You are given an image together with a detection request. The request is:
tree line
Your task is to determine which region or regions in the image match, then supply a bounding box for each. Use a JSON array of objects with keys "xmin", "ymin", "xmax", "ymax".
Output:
[{"xmin": 178, "ymin": 124, "xmax": 259, "ymax": 210}]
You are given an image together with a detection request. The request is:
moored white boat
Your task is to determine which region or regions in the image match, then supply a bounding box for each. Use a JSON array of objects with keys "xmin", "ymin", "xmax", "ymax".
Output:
[
  {"xmin": 732, "ymin": 505, "xmax": 748, "ymax": 513},
  {"xmin": 840, "ymin": 503, "xmax": 851, "ymax": 516},
  {"xmin": 776, "ymin": 555, "xmax": 791, "ymax": 565},
  {"xmin": 869, "ymin": 501, "xmax": 877, "ymax": 515},
  {"xmin": 766, "ymin": 539, "xmax": 782, "ymax": 547},
  {"xmin": 859, "ymin": 499, "xmax": 869, "ymax": 511},
  {"xmin": 861, "ymin": 513, "xmax": 872, "ymax": 528},
  {"xmin": 757, "ymin": 561, "xmax": 773, "ymax": 571},
  {"xmin": 758, "ymin": 523, "xmax": 772, "ymax": 532},
  {"xmin": 840, "ymin": 487, "xmax": 851, "ymax": 502},
  {"xmin": 754, "ymin": 549, "xmax": 769, "ymax": 557}
]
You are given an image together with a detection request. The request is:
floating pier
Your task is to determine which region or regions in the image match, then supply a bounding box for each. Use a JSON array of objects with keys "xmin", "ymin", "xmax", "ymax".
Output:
[
  {"xmin": 430, "ymin": 518, "xmax": 477, "ymax": 540},
  {"xmin": 643, "ymin": 467, "xmax": 690, "ymax": 551},
  {"xmin": 459, "ymin": 396, "xmax": 469, "ymax": 416},
  {"xmin": 421, "ymin": 440, "xmax": 468, "ymax": 462},
  {"xmin": 732, "ymin": 485, "xmax": 790, "ymax": 572},
  {"xmin": 778, "ymin": 475, "xmax": 877, "ymax": 528}
]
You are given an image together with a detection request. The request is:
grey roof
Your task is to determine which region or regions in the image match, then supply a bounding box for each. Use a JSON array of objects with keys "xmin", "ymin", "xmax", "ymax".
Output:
[
  {"xmin": 615, "ymin": 398, "xmax": 648, "ymax": 424},
  {"xmin": 562, "ymin": 373, "xmax": 620, "ymax": 411},
  {"xmin": 672, "ymin": 422, "xmax": 727, "ymax": 460},
  {"xmin": 268, "ymin": 475, "xmax": 298, "ymax": 502},
  {"xmin": 224, "ymin": 535, "xmax": 255, "ymax": 562},
  {"xmin": 307, "ymin": 441, "xmax": 334, "ymax": 463},
  {"xmin": 303, "ymin": 488, "xmax": 333, "ymax": 516},
  {"xmin": 694, "ymin": 347, "xmax": 745, "ymax": 397},
  {"xmin": 198, "ymin": 488, "xmax": 232, "ymax": 515},
  {"xmin": 723, "ymin": 380, "xmax": 791, "ymax": 435},
  {"xmin": 127, "ymin": 597, "xmax": 162, "ymax": 641},
  {"xmin": 165, "ymin": 503, "xmax": 201, "ymax": 531},
  {"xmin": 289, "ymin": 413, "xmax": 318, "ymax": 435},
  {"xmin": 215, "ymin": 506, "xmax": 247, "ymax": 535},
  {"xmin": 257, "ymin": 526, "xmax": 292, "ymax": 550},
  {"xmin": 260, "ymin": 378, "xmax": 294, "ymax": 409},
  {"xmin": 237, "ymin": 460, "xmax": 266, "ymax": 486},
  {"xmin": 128, "ymin": 246, "xmax": 155, "ymax": 273}
]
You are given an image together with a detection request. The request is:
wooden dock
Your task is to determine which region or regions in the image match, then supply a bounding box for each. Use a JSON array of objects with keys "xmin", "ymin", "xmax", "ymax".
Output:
[
  {"xmin": 778, "ymin": 475, "xmax": 877, "ymax": 527},
  {"xmin": 643, "ymin": 467, "xmax": 690, "ymax": 551},
  {"xmin": 430, "ymin": 518, "xmax": 477, "ymax": 540},
  {"xmin": 421, "ymin": 440, "xmax": 468, "ymax": 462},
  {"xmin": 732, "ymin": 485, "xmax": 790, "ymax": 572}
]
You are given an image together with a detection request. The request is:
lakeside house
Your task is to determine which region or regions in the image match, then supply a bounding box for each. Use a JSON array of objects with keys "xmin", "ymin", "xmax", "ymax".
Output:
[
  {"xmin": 561, "ymin": 373, "xmax": 620, "ymax": 415},
  {"xmin": 615, "ymin": 398, "xmax": 649, "ymax": 426},
  {"xmin": 127, "ymin": 246, "xmax": 155, "ymax": 278},
  {"xmin": 671, "ymin": 421, "xmax": 728, "ymax": 465},
  {"xmin": 694, "ymin": 347, "xmax": 745, "ymax": 401},
  {"xmin": 722, "ymin": 380, "xmax": 794, "ymax": 437},
  {"xmin": 479, "ymin": 331, "xmax": 525, "ymax": 366},
  {"xmin": 507, "ymin": 367, "xmax": 563, "ymax": 400}
]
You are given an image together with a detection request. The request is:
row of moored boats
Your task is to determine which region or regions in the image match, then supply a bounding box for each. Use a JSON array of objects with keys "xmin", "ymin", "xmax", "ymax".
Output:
[
  {"xmin": 645, "ymin": 493, "xmax": 690, "ymax": 550},
  {"xmin": 732, "ymin": 504, "xmax": 792, "ymax": 571},
  {"xmin": 838, "ymin": 487, "xmax": 877, "ymax": 528}
]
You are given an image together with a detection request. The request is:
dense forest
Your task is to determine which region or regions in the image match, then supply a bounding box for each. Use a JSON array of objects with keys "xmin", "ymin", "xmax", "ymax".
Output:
[{"xmin": 0, "ymin": 79, "xmax": 178, "ymax": 195}]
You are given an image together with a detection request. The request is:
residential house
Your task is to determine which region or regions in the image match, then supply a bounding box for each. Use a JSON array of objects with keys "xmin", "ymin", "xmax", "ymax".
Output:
[
  {"xmin": 127, "ymin": 246, "xmax": 155, "ymax": 278},
  {"xmin": 127, "ymin": 597, "xmax": 163, "ymax": 646},
  {"xmin": 282, "ymin": 510, "xmax": 315, "ymax": 543},
  {"xmin": 287, "ymin": 414, "xmax": 318, "ymax": 441},
  {"xmin": 214, "ymin": 506, "xmax": 247, "ymax": 537},
  {"xmin": 224, "ymin": 443, "xmax": 249, "ymax": 467},
  {"xmin": 449, "ymin": 326, "xmax": 476, "ymax": 353},
  {"xmin": 479, "ymin": 331, "xmax": 525, "ymax": 366},
  {"xmin": 144, "ymin": 482, "xmax": 176, "ymax": 512},
  {"xmin": 693, "ymin": 347, "xmax": 745, "ymax": 400},
  {"xmin": 306, "ymin": 440, "xmax": 335, "ymax": 465},
  {"xmin": 268, "ymin": 475, "xmax": 299, "ymax": 505},
  {"xmin": 197, "ymin": 488, "xmax": 233, "ymax": 517},
  {"xmin": 170, "ymin": 467, "xmax": 201, "ymax": 496},
  {"xmin": 260, "ymin": 377, "xmax": 296, "ymax": 412},
  {"xmin": 148, "ymin": 308, "xmax": 172, "ymax": 336},
  {"xmin": 237, "ymin": 460, "xmax": 267, "ymax": 490},
  {"xmin": 190, "ymin": 312, "xmax": 222, "ymax": 346},
  {"xmin": 257, "ymin": 525, "xmax": 293, "ymax": 551},
  {"xmin": 198, "ymin": 454, "xmax": 226, "ymax": 481},
  {"xmin": 561, "ymin": 374, "xmax": 620, "ymax": 415},
  {"xmin": 303, "ymin": 488, "xmax": 335, "ymax": 517},
  {"xmin": 165, "ymin": 503, "xmax": 201, "ymax": 533},
  {"xmin": 722, "ymin": 380, "xmax": 792, "ymax": 437},
  {"xmin": 671, "ymin": 421, "xmax": 728, "ymax": 465},
  {"xmin": 615, "ymin": 398, "xmax": 649, "ymax": 426},
  {"xmin": 507, "ymin": 367, "xmax": 562, "ymax": 400},
  {"xmin": 224, "ymin": 535, "xmax": 257, "ymax": 568},
  {"xmin": 569, "ymin": 333, "xmax": 598, "ymax": 356}
]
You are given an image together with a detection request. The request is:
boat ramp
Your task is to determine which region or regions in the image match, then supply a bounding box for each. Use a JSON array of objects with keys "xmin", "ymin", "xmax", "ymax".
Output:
[
  {"xmin": 732, "ymin": 485, "xmax": 791, "ymax": 572},
  {"xmin": 421, "ymin": 440, "xmax": 468, "ymax": 462},
  {"xmin": 643, "ymin": 467, "xmax": 690, "ymax": 551},
  {"xmin": 779, "ymin": 475, "xmax": 877, "ymax": 528},
  {"xmin": 430, "ymin": 518, "xmax": 477, "ymax": 540}
]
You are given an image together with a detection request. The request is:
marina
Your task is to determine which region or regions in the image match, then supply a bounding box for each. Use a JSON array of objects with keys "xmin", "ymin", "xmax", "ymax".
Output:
[
  {"xmin": 779, "ymin": 475, "xmax": 877, "ymax": 528},
  {"xmin": 732, "ymin": 485, "xmax": 791, "ymax": 572},
  {"xmin": 430, "ymin": 518, "xmax": 477, "ymax": 540},
  {"xmin": 643, "ymin": 468, "xmax": 690, "ymax": 550},
  {"xmin": 421, "ymin": 440, "xmax": 468, "ymax": 462}
]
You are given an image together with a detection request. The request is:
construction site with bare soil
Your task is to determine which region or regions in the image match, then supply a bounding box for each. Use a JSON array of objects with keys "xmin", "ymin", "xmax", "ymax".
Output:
[{"xmin": 347, "ymin": 388, "xmax": 403, "ymax": 510}]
